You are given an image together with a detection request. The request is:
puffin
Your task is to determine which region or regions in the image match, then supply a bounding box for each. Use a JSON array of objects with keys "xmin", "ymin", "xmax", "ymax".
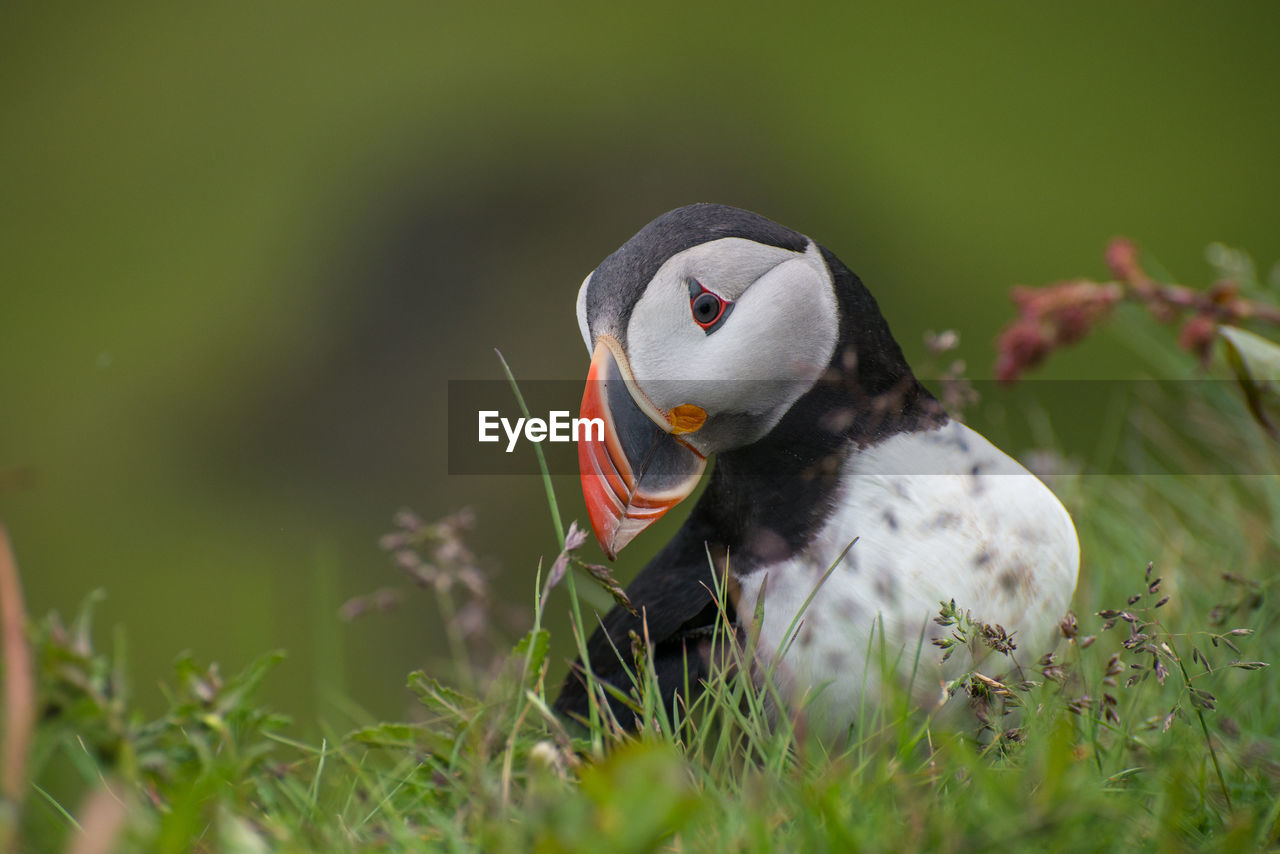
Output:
[{"xmin": 553, "ymin": 204, "xmax": 1078, "ymax": 737}]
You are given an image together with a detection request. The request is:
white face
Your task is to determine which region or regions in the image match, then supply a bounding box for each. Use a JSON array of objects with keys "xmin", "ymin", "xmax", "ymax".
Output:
[
  {"xmin": 579, "ymin": 237, "xmax": 840, "ymax": 455},
  {"xmin": 575, "ymin": 271, "xmax": 593, "ymax": 353}
]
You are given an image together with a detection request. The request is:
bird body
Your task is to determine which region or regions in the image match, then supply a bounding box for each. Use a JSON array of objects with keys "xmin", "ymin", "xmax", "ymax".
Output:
[
  {"xmin": 554, "ymin": 204, "xmax": 1078, "ymax": 736},
  {"xmin": 735, "ymin": 418, "xmax": 1077, "ymax": 734}
]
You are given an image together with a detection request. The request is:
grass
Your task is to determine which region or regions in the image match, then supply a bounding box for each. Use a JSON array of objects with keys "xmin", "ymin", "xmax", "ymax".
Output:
[{"xmin": 4, "ymin": 322, "xmax": 1280, "ymax": 853}]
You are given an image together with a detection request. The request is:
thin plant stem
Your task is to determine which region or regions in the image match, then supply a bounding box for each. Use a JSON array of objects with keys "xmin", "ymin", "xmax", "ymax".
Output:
[
  {"xmin": 494, "ymin": 349, "xmax": 563, "ymax": 545},
  {"xmin": 495, "ymin": 349, "xmax": 601, "ymax": 740},
  {"xmin": 1163, "ymin": 632, "xmax": 1233, "ymax": 813}
]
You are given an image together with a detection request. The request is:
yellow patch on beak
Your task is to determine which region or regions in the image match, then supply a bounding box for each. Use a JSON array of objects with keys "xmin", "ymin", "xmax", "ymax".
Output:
[{"xmin": 668, "ymin": 404, "xmax": 707, "ymax": 434}]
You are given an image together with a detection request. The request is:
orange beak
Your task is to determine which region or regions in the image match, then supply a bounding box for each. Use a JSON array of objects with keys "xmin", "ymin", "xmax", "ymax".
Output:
[{"xmin": 578, "ymin": 337, "xmax": 706, "ymax": 559}]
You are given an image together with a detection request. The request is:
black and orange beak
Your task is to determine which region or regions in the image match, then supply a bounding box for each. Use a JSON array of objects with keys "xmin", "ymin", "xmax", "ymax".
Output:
[{"xmin": 578, "ymin": 337, "xmax": 707, "ymax": 559}]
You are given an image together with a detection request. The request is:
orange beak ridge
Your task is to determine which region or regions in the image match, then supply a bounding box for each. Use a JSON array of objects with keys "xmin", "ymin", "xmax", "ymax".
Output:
[{"xmin": 577, "ymin": 338, "xmax": 706, "ymax": 559}]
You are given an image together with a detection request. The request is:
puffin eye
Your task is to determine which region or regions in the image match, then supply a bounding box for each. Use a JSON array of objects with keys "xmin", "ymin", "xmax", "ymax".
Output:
[
  {"xmin": 687, "ymin": 279, "xmax": 733, "ymax": 334},
  {"xmin": 692, "ymin": 292, "xmax": 721, "ymax": 323}
]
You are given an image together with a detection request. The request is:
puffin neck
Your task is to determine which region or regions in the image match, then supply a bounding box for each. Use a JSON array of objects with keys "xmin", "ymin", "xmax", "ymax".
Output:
[
  {"xmin": 687, "ymin": 246, "xmax": 948, "ymax": 570},
  {"xmin": 814, "ymin": 245, "xmax": 947, "ymax": 444}
]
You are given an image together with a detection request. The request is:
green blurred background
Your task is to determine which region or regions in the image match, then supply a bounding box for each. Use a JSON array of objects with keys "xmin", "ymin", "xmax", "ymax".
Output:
[{"xmin": 2, "ymin": 3, "xmax": 1278, "ymax": 725}]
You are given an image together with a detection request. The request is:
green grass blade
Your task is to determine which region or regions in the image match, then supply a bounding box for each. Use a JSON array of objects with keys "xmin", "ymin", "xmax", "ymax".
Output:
[{"xmin": 494, "ymin": 348, "xmax": 564, "ymax": 546}]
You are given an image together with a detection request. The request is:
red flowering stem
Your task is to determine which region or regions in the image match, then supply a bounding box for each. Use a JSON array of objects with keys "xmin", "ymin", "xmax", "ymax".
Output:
[{"xmin": 995, "ymin": 237, "xmax": 1280, "ymax": 382}]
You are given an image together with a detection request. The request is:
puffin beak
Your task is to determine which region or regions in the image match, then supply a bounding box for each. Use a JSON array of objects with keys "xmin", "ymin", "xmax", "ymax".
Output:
[{"xmin": 578, "ymin": 337, "xmax": 707, "ymax": 559}]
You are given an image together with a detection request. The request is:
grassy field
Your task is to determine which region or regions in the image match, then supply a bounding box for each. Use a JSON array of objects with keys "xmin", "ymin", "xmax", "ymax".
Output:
[{"xmin": 5, "ymin": 307, "xmax": 1279, "ymax": 853}]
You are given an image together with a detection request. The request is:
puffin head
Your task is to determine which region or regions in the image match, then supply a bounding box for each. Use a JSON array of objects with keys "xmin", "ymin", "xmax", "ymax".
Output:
[{"xmin": 576, "ymin": 204, "xmax": 845, "ymax": 558}]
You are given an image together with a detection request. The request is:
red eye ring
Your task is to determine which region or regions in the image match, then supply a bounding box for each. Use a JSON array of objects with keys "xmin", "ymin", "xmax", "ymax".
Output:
[{"xmin": 687, "ymin": 279, "xmax": 733, "ymax": 333}]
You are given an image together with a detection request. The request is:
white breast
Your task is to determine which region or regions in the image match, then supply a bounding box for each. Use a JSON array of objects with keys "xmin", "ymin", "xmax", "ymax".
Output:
[{"xmin": 734, "ymin": 420, "xmax": 1079, "ymax": 736}]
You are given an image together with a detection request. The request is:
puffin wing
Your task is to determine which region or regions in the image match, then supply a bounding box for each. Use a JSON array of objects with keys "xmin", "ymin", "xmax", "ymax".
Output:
[{"xmin": 552, "ymin": 522, "xmax": 727, "ymax": 726}]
